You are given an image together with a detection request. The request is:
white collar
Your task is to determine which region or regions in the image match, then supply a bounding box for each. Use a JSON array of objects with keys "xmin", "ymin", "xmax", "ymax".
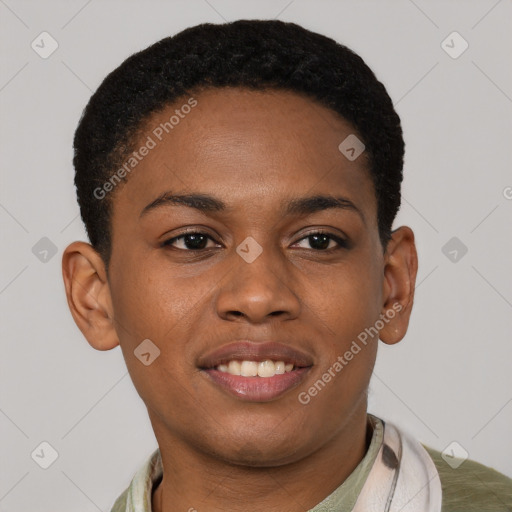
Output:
[
  {"xmin": 121, "ymin": 416, "xmax": 442, "ymax": 511},
  {"xmin": 353, "ymin": 419, "xmax": 442, "ymax": 512}
]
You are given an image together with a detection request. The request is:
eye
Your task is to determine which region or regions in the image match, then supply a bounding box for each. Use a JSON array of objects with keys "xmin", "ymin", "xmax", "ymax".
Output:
[
  {"xmin": 162, "ymin": 231, "xmax": 220, "ymax": 251},
  {"xmin": 161, "ymin": 230, "xmax": 349, "ymax": 252},
  {"xmin": 293, "ymin": 231, "xmax": 348, "ymax": 251}
]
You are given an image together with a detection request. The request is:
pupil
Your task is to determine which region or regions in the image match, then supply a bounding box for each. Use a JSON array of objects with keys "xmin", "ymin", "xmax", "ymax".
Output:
[
  {"xmin": 310, "ymin": 234, "xmax": 329, "ymax": 250},
  {"xmin": 186, "ymin": 234, "xmax": 207, "ymax": 249},
  {"xmin": 181, "ymin": 234, "xmax": 331, "ymax": 250}
]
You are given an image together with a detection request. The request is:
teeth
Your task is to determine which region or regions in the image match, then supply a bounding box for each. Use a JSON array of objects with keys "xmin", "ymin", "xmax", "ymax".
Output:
[
  {"xmin": 258, "ymin": 360, "xmax": 275, "ymax": 377},
  {"xmin": 228, "ymin": 360, "xmax": 241, "ymax": 375},
  {"xmin": 216, "ymin": 360, "xmax": 295, "ymax": 377},
  {"xmin": 240, "ymin": 360, "xmax": 258, "ymax": 377},
  {"xmin": 274, "ymin": 361, "xmax": 285, "ymax": 374}
]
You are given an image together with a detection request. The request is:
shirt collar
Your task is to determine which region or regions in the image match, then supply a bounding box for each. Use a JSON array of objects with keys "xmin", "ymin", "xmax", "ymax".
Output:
[{"xmin": 114, "ymin": 414, "xmax": 384, "ymax": 512}]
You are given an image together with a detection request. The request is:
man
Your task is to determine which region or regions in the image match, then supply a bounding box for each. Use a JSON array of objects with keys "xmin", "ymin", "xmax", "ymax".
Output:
[{"xmin": 62, "ymin": 19, "xmax": 512, "ymax": 511}]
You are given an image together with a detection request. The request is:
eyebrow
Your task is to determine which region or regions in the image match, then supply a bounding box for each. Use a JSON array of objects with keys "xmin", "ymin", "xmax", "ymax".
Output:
[{"xmin": 140, "ymin": 191, "xmax": 365, "ymax": 223}]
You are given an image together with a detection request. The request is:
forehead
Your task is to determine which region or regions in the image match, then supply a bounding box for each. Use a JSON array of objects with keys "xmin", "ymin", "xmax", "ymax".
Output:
[{"xmin": 114, "ymin": 87, "xmax": 376, "ymax": 223}]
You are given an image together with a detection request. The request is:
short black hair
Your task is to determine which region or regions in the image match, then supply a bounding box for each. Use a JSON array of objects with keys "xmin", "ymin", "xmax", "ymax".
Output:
[{"xmin": 73, "ymin": 19, "xmax": 404, "ymax": 266}]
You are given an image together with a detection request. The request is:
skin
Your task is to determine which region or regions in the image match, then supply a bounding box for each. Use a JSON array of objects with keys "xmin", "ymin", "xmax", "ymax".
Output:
[{"xmin": 62, "ymin": 87, "xmax": 418, "ymax": 512}]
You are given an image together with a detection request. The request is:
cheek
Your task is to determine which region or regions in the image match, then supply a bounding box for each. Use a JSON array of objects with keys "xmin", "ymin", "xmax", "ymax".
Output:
[
  {"xmin": 109, "ymin": 256, "xmax": 197, "ymax": 338},
  {"xmin": 108, "ymin": 257, "xmax": 211, "ymax": 382},
  {"xmin": 300, "ymin": 258, "xmax": 382, "ymax": 400},
  {"xmin": 108, "ymin": 263, "xmax": 201, "ymax": 419},
  {"xmin": 306, "ymin": 261, "xmax": 383, "ymax": 342},
  {"xmin": 294, "ymin": 330, "xmax": 377, "ymax": 446}
]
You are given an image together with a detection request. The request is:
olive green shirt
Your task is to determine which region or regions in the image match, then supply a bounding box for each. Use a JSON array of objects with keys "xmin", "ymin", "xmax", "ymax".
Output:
[{"xmin": 110, "ymin": 417, "xmax": 512, "ymax": 511}]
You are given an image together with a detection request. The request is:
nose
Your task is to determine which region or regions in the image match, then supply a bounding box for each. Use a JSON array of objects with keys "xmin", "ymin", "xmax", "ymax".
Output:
[{"xmin": 215, "ymin": 244, "xmax": 301, "ymax": 324}]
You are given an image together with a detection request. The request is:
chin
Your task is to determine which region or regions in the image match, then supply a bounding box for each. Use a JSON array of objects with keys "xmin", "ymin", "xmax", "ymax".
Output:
[
  {"xmin": 217, "ymin": 442, "xmax": 306, "ymax": 468},
  {"xmin": 202, "ymin": 425, "xmax": 310, "ymax": 467}
]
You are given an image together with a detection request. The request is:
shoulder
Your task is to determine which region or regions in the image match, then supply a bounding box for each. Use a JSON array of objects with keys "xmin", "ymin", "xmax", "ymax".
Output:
[
  {"xmin": 109, "ymin": 487, "xmax": 128, "ymax": 512},
  {"xmin": 423, "ymin": 445, "xmax": 512, "ymax": 511},
  {"xmin": 108, "ymin": 447, "xmax": 162, "ymax": 511}
]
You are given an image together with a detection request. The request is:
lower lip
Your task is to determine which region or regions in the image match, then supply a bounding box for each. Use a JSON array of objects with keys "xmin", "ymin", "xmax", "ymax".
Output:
[{"xmin": 202, "ymin": 367, "xmax": 311, "ymax": 402}]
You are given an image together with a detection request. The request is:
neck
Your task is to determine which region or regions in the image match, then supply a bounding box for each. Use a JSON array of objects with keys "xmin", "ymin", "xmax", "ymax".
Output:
[{"xmin": 151, "ymin": 408, "xmax": 371, "ymax": 512}]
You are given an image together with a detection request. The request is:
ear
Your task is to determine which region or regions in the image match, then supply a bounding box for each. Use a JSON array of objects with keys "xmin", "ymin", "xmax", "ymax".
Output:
[
  {"xmin": 379, "ymin": 226, "xmax": 418, "ymax": 345},
  {"xmin": 62, "ymin": 241, "xmax": 119, "ymax": 351}
]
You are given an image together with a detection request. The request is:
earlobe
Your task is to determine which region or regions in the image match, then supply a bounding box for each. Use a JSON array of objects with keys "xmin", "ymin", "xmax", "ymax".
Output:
[
  {"xmin": 379, "ymin": 226, "xmax": 418, "ymax": 346},
  {"xmin": 62, "ymin": 241, "xmax": 119, "ymax": 351}
]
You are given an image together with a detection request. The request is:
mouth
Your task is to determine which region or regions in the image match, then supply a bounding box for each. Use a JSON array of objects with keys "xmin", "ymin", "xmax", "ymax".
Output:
[{"xmin": 197, "ymin": 341, "xmax": 313, "ymax": 402}]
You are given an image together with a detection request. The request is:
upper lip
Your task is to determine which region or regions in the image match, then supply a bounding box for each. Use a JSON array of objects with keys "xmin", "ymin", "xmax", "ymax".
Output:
[{"xmin": 197, "ymin": 341, "xmax": 314, "ymax": 369}]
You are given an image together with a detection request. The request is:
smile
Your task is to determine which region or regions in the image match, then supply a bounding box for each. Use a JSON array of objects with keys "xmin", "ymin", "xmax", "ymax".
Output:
[
  {"xmin": 198, "ymin": 340, "xmax": 314, "ymax": 402},
  {"xmin": 216, "ymin": 359, "xmax": 294, "ymax": 377},
  {"xmin": 202, "ymin": 366, "xmax": 311, "ymax": 402}
]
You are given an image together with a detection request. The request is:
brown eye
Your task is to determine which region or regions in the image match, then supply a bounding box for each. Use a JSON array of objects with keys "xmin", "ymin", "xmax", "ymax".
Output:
[
  {"xmin": 162, "ymin": 232, "xmax": 219, "ymax": 251},
  {"xmin": 293, "ymin": 231, "xmax": 348, "ymax": 251}
]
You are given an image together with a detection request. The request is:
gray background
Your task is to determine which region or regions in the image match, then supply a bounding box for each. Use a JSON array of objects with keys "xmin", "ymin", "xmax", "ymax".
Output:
[{"xmin": 1, "ymin": 0, "xmax": 511, "ymax": 510}]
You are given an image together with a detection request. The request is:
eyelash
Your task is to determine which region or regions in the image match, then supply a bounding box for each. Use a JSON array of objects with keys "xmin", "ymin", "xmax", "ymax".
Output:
[{"xmin": 161, "ymin": 229, "xmax": 348, "ymax": 252}]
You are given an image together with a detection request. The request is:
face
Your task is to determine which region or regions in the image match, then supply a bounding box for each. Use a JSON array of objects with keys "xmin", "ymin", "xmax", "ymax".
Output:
[{"xmin": 64, "ymin": 87, "xmax": 416, "ymax": 467}]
